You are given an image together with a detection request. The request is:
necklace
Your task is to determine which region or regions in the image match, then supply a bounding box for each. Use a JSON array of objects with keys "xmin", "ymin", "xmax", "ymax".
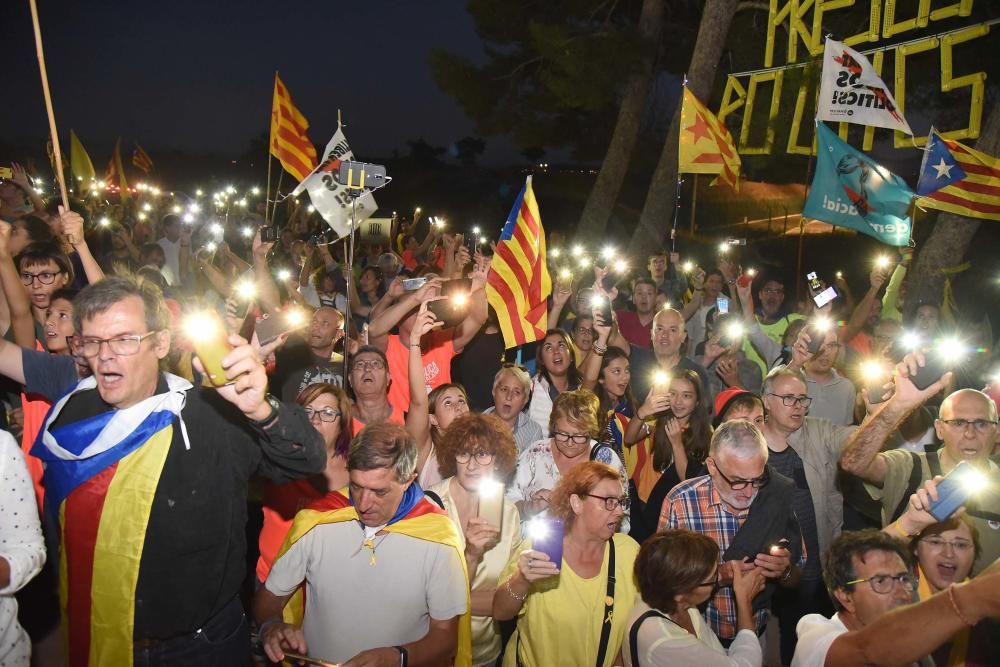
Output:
[{"xmin": 354, "ymin": 524, "xmax": 390, "ymax": 566}]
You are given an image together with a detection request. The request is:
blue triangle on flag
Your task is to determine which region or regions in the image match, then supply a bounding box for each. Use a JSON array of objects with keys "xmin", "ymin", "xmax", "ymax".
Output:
[{"xmin": 916, "ymin": 131, "xmax": 966, "ymax": 196}]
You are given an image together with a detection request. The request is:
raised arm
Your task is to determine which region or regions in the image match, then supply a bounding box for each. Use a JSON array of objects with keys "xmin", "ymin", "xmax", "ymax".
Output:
[
  {"xmin": 839, "ymin": 267, "xmax": 888, "ymax": 345},
  {"xmin": 547, "ymin": 275, "xmax": 573, "ymax": 328},
  {"xmin": 60, "ymin": 207, "xmax": 105, "ymax": 285},
  {"xmin": 0, "ymin": 223, "xmax": 36, "ymax": 349},
  {"xmin": 10, "ymin": 164, "xmax": 46, "ymax": 217},
  {"xmin": 367, "ymin": 278, "xmax": 442, "ymax": 351},
  {"xmin": 252, "ymin": 230, "xmax": 281, "ymax": 313},
  {"xmin": 452, "ymin": 253, "xmax": 489, "ymax": 353},
  {"xmin": 404, "ymin": 304, "xmax": 443, "ymax": 448},
  {"xmin": 680, "ymin": 268, "xmax": 705, "ymax": 321},
  {"xmin": 881, "ymin": 249, "xmax": 910, "ymax": 321}
]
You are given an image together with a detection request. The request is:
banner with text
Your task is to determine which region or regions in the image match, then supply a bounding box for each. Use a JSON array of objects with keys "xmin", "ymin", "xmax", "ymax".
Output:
[{"xmin": 817, "ymin": 38, "xmax": 912, "ymax": 135}]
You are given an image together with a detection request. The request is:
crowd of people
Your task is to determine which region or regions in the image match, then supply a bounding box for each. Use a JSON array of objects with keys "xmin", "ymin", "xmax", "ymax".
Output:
[{"xmin": 0, "ymin": 164, "xmax": 998, "ymax": 667}]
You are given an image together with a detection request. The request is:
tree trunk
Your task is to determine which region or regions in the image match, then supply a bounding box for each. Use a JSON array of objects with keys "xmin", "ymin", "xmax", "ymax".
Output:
[
  {"xmin": 628, "ymin": 0, "xmax": 740, "ymax": 257},
  {"xmin": 575, "ymin": 0, "xmax": 664, "ymax": 240},
  {"xmin": 905, "ymin": 103, "xmax": 1000, "ymax": 316}
]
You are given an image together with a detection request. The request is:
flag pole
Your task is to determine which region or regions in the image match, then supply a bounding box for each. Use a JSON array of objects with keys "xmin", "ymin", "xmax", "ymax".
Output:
[
  {"xmin": 28, "ymin": 0, "xmax": 69, "ymax": 212},
  {"xmin": 265, "ymin": 72, "xmax": 277, "ymax": 225}
]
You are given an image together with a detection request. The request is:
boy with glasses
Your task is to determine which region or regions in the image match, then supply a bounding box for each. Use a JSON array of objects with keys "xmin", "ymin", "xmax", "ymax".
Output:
[{"xmin": 14, "ymin": 241, "xmax": 72, "ymax": 340}]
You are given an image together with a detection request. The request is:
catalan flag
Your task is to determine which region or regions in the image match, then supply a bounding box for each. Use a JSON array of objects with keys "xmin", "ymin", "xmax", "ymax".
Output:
[
  {"xmin": 678, "ymin": 86, "xmax": 741, "ymax": 190},
  {"xmin": 486, "ymin": 176, "xmax": 552, "ymax": 348},
  {"xmin": 916, "ymin": 129, "xmax": 1000, "ymax": 221},
  {"xmin": 132, "ymin": 143, "xmax": 153, "ymax": 174},
  {"xmin": 269, "ymin": 73, "xmax": 317, "ymax": 184},
  {"xmin": 105, "ymin": 138, "xmax": 129, "ymax": 200},
  {"xmin": 70, "ymin": 130, "xmax": 96, "ymax": 185}
]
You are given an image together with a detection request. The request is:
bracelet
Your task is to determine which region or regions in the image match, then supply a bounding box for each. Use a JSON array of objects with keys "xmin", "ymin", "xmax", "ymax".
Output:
[
  {"xmin": 780, "ymin": 566, "xmax": 793, "ymax": 583},
  {"xmin": 889, "ymin": 521, "xmax": 913, "ymax": 541},
  {"xmin": 409, "ymin": 344, "xmax": 421, "ymax": 349},
  {"xmin": 592, "ymin": 342, "xmax": 608, "ymax": 355},
  {"xmin": 394, "ymin": 645, "xmax": 408, "ymax": 667},
  {"xmin": 947, "ymin": 584, "xmax": 974, "ymax": 626},
  {"xmin": 505, "ymin": 579, "xmax": 527, "ymax": 602}
]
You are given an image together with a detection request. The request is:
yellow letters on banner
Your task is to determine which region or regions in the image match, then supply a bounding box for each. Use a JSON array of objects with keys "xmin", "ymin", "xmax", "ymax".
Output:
[{"xmin": 720, "ymin": 0, "xmax": 988, "ymax": 156}]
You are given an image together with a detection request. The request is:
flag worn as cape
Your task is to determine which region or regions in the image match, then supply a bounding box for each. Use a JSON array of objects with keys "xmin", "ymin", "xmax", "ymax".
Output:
[
  {"xmin": 803, "ymin": 122, "xmax": 914, "ymax": 246},
  {"xmin": 274, "ymin": 485, "xmax": 472, "ymax": 667}
]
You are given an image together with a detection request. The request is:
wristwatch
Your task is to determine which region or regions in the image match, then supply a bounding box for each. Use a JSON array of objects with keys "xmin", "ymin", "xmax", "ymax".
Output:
[{"xmin": 252, "ymin": 394, "xmax": 281, "ymax": 428}]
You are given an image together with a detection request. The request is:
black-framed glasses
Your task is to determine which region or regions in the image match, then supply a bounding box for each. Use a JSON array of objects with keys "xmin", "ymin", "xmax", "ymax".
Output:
[
  {"xmin": 552, "ymin": 431, "xmax": 590, "ymax": 445},
  {"xmin": 21, "ymin": 270, "xmax": 61, "ymax": 286},
  {"xmin": 304, "ymin": 407, "xmax": 341, "ymax": 423},
  {"xmin": 845, "ymin": 573, "xmax": 917, "ymax": 595},
  {"xmin": 68, "ymin": 331, "xmax": 161, "ymax": 357},
  {"xmin": 575, "ymin": 327, "xmax": 597, "ymax": 338},
  {"xmin": 940, "ymin": 418, "xmax": 997, "ymax": 433},
  {"xmin": 767, "ymin": 393, "xmax": 813, "ymax": 408},
  {"xmin": 585, "ymin": 493, "xmax": 630, "ymax": 511},
  {"xmin": 709, "ymin": 458, "xmax": 769, "ymax": 491},
  {"xmin": 455, "ymin": 449, "xmax": 494, "ymax": 466}
]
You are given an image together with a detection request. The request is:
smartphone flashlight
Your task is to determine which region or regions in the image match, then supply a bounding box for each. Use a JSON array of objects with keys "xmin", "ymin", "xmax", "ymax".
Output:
[
  {"xmin": 183, "ymin": 311, "xmax": 233, "ymax": 387},
  {"xmin": 682, "ymin": 261, "xmax": 694, "ymax": 273},
  {"xmin": 806, "ymin": 316, "xmax": 833, "ymax": 355}
]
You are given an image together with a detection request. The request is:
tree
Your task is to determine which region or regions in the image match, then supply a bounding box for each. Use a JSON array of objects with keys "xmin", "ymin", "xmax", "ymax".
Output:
[
  {"xmin": 628, "ymin": 0, "xmax": 741, "ymax": 256},
  {"xmin": 453, "ymin": 136, "xmax": 486, "ymax": 167},
  {"xmin": 906, "ymin": 103, "xmax": 1000, "ymax": 315},
  {"xmin": 575, "ymin": 0, "xmax": 664, "ymax": 239}
]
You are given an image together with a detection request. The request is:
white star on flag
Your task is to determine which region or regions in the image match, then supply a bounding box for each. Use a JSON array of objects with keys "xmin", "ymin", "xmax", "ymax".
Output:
[{"xmin": 932, "ymin": 158, "xmax": 953, "ymax": 179}]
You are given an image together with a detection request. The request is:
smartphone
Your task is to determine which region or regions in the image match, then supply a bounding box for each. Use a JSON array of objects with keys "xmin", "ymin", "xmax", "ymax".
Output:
[
  {"xmin": 590, "ymin": 294, "xmax": 613, "ymax": 326},
  {"xmin": 806, "ymin": 320, "xmax": 831, "ymax": 356},
  {"xmin": 281, "ymin": 652, "xmax": 340, "ymax": 667},
  {"xmin": 716, "ymin": 296, "xmax": 729, "ymax": 314},
  {"xmin": 929, "ymin": 462, "xmax": 983, "ymax": 522},
  {"xmin": 185, "ymin": 312, "xmax": 233, "ymax": 387},
  {"xmin": 477, "ymin": 478, "xmax": 504, "ymax": 530},
  {"xmin": 402, "ymin": 277, "xmax": 428, "ymax": 291},
  {"xmin": 911, "ymin": 352, "xmax": 950, "ymax": 391},
  {"xmin": 0, "ymin": 167, "xmax": 11, "ymax": 180},
  {"xmin": 428, "ymin": 278, "xmax": 472, "ymax": 328},
  {"xmin": 260, "ymin": 225, "xmax": 280, "ymax": 243},
  {"xmin": 528, "ymin": 516, "xmax": 564, "ymax": 566},
  {"xmin": 806, "ymin": 271, "xmax": 822, "ymax": 293},
  {"xmin": 812, "ymin": 285, "xmax": 838, "ymax": 308},
  {"xmin": 254, "ymin": 309, "xmax": 311, "ymax": 346},
  {"xmin": 461, "ymin": 233, "xmax": 477, "ymax": 255},
  {"xmin": 769, "ymin": 538, "xmax": 791, "ymax": 555}
]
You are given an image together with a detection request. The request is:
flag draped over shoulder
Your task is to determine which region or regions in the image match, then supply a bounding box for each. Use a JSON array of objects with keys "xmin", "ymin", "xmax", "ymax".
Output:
[
  {"xmin": 803, "ymin": 122, "xmax": 914, "ymax": 246},
  {"xmin": 105, "ymin": 138, "xmax": 129, "ymax": 200},
  {"xmin": 69, "ymin": 130, "xmax": 95, "ymax": 185},
  {"xmin": 916, "ymin": 129, "xmax": 1000, "ymax": 221},
  {"xmin": 678, "ymin": 86, "xmax": 741, "ymax": 190},
  {"xmin": 291, "ymin": 124, "xmax": 377, "ymax": 238},
  {"xmin": 275, "ymin": 486, "xmax": 472, "ymax": 667},
  {"xmin": 132, "ymin": 143, "xmax": 153, "ymax": 174},
  {"xmin": 486, "ymin": 176, "xmax": 552, "ymax": 348},
  {"xmin": 270, "ymin": 73, "xmax": 318, "ymax": 183},
  {"xmin": 817, "ymin": 39, "xmax": 912, "ymax": 135}
]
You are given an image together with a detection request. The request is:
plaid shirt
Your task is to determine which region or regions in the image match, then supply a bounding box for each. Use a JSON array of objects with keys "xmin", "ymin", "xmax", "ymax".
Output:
[{"xmin": 658, "ymin": 474, "xmax": 806, "ymax": 641}]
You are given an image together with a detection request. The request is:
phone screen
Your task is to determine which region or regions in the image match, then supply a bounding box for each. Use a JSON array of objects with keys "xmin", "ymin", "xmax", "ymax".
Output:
[
  {"xmin": 716, "ymin": 296, "xmax": 729, "ymax": 314},
  {"xmin": 812, "ymin": 286, "xmax": 838, "ymax": 308}
]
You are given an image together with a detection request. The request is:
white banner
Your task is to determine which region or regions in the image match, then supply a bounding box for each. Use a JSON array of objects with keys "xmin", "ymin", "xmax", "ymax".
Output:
[
  {"xmin": 817, "ymin": 39, "xmax": 912, "ymax": 135},
  {"xmin": 292, "ymin": 125, "xmax": 377, "ymax": 238}
]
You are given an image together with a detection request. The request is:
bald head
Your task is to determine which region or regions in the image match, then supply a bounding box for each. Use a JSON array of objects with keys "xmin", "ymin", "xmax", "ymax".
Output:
[
  {"xmin": 940, "ymin": 389, "xmax": 997, "ymax": 422},
  {"xmin": 651, "ymin": 308, "xmax": 687, "ymax": 358},
  {"xmin": 934, "ymin": 388, "xmax": 998, "ymax": 466}
]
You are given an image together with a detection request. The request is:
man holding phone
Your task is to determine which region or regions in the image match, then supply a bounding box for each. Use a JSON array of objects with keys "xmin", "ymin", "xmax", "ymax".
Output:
[{"xmin": 840, "ymin": 354, "xmax": 1000, "ymax": 575}]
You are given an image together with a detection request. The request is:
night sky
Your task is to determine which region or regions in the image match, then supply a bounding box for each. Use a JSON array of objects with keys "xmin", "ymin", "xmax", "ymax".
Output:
[{"xmin": 2, "ymin": 0, "xmax": 515, "ymax": 164}]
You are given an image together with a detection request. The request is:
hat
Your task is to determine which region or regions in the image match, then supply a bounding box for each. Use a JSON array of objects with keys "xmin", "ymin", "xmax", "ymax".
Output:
[{"xmin": 712, "ymin": 387, "xmax": 762, "ymax": 428}]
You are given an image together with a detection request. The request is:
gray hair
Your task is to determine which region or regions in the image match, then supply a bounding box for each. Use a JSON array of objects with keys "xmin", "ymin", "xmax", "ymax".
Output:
[
  {"xmin": 762, "ymin": 366, "xmax": 806, "ymax": 396},
  {"xmin": 709, "ymin": 420, "xmax": 768, "ymax": 460},
  {"xmin": 73, "ymin": 275, "xmax": 170, "ymax": 335},
  {"xmin": 493, "ymin": 364, "xmax": 531, "ymax": 395},
  {"xmin": 348, "ymin": 423, "xmax": 417, "ymax": 482}
]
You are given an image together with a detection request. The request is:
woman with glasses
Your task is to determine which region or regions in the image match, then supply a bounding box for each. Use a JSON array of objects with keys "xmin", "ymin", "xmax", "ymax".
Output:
[
  {"xmin": 624, "ymin": 529, "xmax": 765, "ymax": 666},
  {"xmin": 527, "ymin": 329, "xmax": 582, "ymax": 435},
  {"xmin": 507, "ymin": 390, "xmax": 627, "ymax": 529},
  {"xmin": 494, "ymin": 462, "xmax": 640, "ymax": 667},
  {"xmin": 427, "ymin": 413, "xmax": 522, "ymax": 666},
  {"xmin": 255, "ymin": 383, "xmax": 352, "ymax": 583}
]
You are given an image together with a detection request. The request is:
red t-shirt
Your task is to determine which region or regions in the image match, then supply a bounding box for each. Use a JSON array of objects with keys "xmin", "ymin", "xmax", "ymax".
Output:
[
  {"xmin": 256, "ymin": 479, "xmax": 325, "ymax": 582},
  {"xmin": 384, "ymin": 332, "xmax": 456, "ymax": 415},
  {"xmin": 615, "ymin": 310, "xmax": 652, "ymax": 348},
  {"xmin": 351, "ymin": 405, "xmax": 405, "ymax": 437}
]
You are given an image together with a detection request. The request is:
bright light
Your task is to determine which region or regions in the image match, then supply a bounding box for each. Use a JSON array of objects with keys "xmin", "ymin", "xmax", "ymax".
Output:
[
  {"xmin": 285, "ymin": 308, "xmax": 306, "ymax": 326},
  {"xmin": 718, "ymin": 242, "xmax": 730, "ymax": 254},
  {"xmin": 653, "ymin": 370, "xmax": 670, "ymax": 386},
  {"xmin": 226, "ymin": 185, "xmax": 236, "ymax": 194},
  {"xmin": 613, "ymin": 259, "xmax": 628, "ymax": 274},
  {"xmin": 724, "ymin": 322, "xmax": 744, "ymax": 341},
  {"xmin": 99, "ymin": 217, "xmax": 111, "ymax": 227},
  {"xmin": 590, "ymin": 295, "xmax": 605, "ymax": 309},
  {"xmin": 182, "ymin": 311, "xmax": 222, "ymax": 341},
  {"xmin": 276, "ymin": 269, "xmax": 292, "ymax": 282},
  {"xmin": 835, "ymin": 271, "xmax": 844, "ymax": 279},
  {"xmin": 682, "ymin": 261, "xmax": 694, "ymax": 273},
  {"xmin": 137, "ymin": 212, "xmax": 147, "ymax": 221},
  {"xmin": 307, "ymin": 205, "xmax": 315, "ymax": 213},
  {"xmin": 251, "ymin": 187, "xmax": 260, "ymax": 196},
  {"xmin": 182, "ymin": 213, "xmax": 195, "ymax": 224},
  {"xmin": 209, "ymin": 222, "xmax": 224, "ymax": 237},
  {"xmin": 600, "ymin": 246, "xmax": 615, "ymax": 260},
  {"xmin": 472, "ymin": 226, "xmax": 481, "ymax": 235},
  {"xmin": 559, "ymin": 268, "xmax": 572, "ymax": 280},
  {"xmin": 142, "ymin": 203, "xmax": 152, "ymax": 212},
  {"xmin": 661, "ymin": 301, "xmax": 672, "ymax": 310},
  {"xmin": 900, "ymin": 331, "xmax": 922, "ymax": 351},
  {"xmin": 936, "ymin": 337, "xmax": 966, "ymax": 363},
  {"xmin": 479, "ymin": 236, "xmax": 488, "ymax": 245},
  {"xmin": 527, "ymin": 518, "xmax": 549, "ymax": 541},
  {"xmin": 550, "ymin": 248, "xmax": 561, "ymax": 259},
  {"xmin": 171, "ymin": 205, "xmax": 182, "ymax": 214},
  {"xmin": 415, "ymin": 206, "xmax": 422, "ymax": 213},
  {"xmin": 451, "ymin": 293, "xmax": 469, "ymax": 307},
  {"xmin": 958, "ymin": 466, "xmax": 989, "ymax": 494},
  {"xmin": 205, "ymin": 241, "xmax": 218, "ymax": 252},
  {"xmin": 876, "ymin": 255, "xmax": 891, "ymax": 269},
  {"xmin": 861, "ymin": 359, "xmax": 887, "ymax": 382},
  {"xmin": 241, "ymin": 226, "xmax": 253, "ymax": 238},
  {"xmin": 812, "ymin": 316, "xmax": 833, "ymax": 332},
  {"xmin": 195, "ymin": 189, "xmax": 204, "ymax": 197},
  {"xmin": 150, "ymin": 187, "xmax": 161, "ymax": 196},
  {"xmin": 578, "ymin": 257, "xmax": 591, "ymax": 269},
  {"xmin": 478, "ymin": 476, "xmax": 503, "ymax": 498},
  {"xmin": 234, "ymin": 281, "xmax": 257, "ymax": 300},
  {"xmin": 746, "ymin": 268, "xmax": 757, "ymax": 277},
  {"xmin": 236, "ymin": 199, "xmax": 247, "ymax": 207},
  {"xmin": 571, "ymin": 245, "xmax": 584, "ymax": 257},
  {"xmin": 189, "ymin": 203, "xmax": 201, "ymax": 213}
]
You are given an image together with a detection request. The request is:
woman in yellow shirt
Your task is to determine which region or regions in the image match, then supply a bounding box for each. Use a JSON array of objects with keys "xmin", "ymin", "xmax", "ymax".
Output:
[{"xmin": 493, "ymin": 462, "xmax": 640, "ymax": 667}]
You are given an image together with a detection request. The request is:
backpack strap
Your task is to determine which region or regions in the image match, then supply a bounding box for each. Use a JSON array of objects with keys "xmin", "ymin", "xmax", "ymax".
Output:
[
  {"xmin": 890, "ymin": 452, "xmax": 926, "ymax": 523},
  {"xmin": 924, "ymin": 444, "xmax": 943, "ymax": 477},
  {"xmin": 628, "ymin": 609, "xmax": 671, "ymax": 667}
]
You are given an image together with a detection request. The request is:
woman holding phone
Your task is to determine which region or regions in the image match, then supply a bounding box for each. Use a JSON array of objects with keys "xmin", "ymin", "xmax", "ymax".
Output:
[
  {"xmin": 427, "ymin": 413, "xmax": 523, "ymax": 666},
  {"xmin": 494, "ymin": 462, "xmax": 640, "ymax": 667}
]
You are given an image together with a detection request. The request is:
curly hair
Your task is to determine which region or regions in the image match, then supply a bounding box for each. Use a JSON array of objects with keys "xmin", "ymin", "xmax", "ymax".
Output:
[
  {"xmin": 635, "ymin": 530, "xmax": 719, "ymax": 614},
  {"xmin": 548, "ymin": 388, "xmax": 601, "ymax": 439},
  {"xmin": 435, "ymin": 413, "xmax": 518, "ymax": 479},
  {"xmin": 548, "ymin": 461, "xmax": 620, "ymax": 531},
  {"xmin": 823, "ymin": 529, "xmax": 912, "ymax": 612},
  {"xmin": 296, "ymin": 382, "xmax": 353, "ymax": 457}
]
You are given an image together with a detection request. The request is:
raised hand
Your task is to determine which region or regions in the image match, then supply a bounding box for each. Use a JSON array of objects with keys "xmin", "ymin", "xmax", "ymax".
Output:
[{"xmin": 637, "ymin": 387, "xmax": 671, "ymax": 420}]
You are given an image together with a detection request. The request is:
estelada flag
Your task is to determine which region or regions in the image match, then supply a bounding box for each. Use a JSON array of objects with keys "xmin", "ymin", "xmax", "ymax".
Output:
[
  {"xmin": 105, "ymin": 138, "xmax": 129, "ymax": 200},
  {"xmin": 132, "ymin": 143, "xmax": 153, "ymax": 174},
  {"xmin": 916, "ymin": 129, "xmax": 1000, "ymax": 221},
  {"xmin": 486, "ymin": 176, "xmax": 552, "ymax": 348},
  {"xmin": 269, "ymin": 73, "xmax": 318, "ymax": 183},
  {"xmin": 678, "ymin": 86, "xmax": 741, "ymax": 190},
  {"xmin": 817, "ymin": 38, "xmax": 912, "ymax": 135}
]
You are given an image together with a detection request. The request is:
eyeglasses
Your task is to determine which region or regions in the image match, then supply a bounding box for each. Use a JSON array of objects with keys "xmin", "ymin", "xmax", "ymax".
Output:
[
  {"xmin": 819, "ymin": 342, "xmax": 842, "ymax": 353},
  {"xmin": 455, "ymin": 449, "xmax": 494, "ymax": 465},
  {"xmin": 767, "ymin": 393, "xmax": 813, "ymax": 408},
  {"xmin": 919, "ymin": 537, "xmax": 975, "ymax": 553},
  {"xmin": 845, "ymin": 573, "xmax": 917, "ymax": 595},
  {"xmin": 709, "ymin": 458, "xmax": 769, "ymax": 491},
  {"xmin": 585, "ymin": 493, "xmax": 630, "ymax": 511},
  {"xmin": 552, "ymin": 431, "xmax": 590, "ymax": 445},
  {"xmin": 575, "ymin": 327, "xmax": 596, "ymax": 338},
  {"xmin": 21, "ymin": 270, "xmax": 61, "ymax": 286},
  {"xmin": 940, "ymin": 418, "xmax": 997, "ymax": 433},
  {"xmin": 761, "ymin": 288, "xmax": 785, "ymax": 295},
  {"xmin": 351, "ymin": 359, "xmax": 385, "ymax": 372},
  {"xmin": 68, "ymin": 331, "xmax": 161, "ymax": 357},
  {"xmin": 304, "ymin": 407, "xmax": 341, "ymax": 423}
]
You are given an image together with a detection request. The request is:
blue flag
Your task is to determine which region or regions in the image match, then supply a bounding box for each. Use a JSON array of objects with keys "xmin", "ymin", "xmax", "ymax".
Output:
[
  {"xmin": 803, "ymin": 122, "xmax": 914, "ymax": 246},
  {"xmin": 915, "ymin": 129, "xmax": 967, "ymax": 196}
]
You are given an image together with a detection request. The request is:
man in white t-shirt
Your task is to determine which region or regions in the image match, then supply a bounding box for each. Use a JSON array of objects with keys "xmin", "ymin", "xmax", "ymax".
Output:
[
  {"xmin": 792, "ymin": 529, "xmax": 1000, "ymax": 667},
  {"xmin": 155, "ymin": 214, "xmax": 183, "ymax": 285},
  {"xmin": 253, "ymin": 423, "xmax": 469, "ymax": 666}
]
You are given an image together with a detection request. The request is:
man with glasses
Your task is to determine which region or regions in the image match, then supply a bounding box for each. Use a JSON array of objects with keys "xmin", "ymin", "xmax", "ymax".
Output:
[
  {"xmin": 17, "ymin": 276, "xmax": 324, "ymax": 666},
  {"xmin": 841, "ymin": 353, "xmax": 1000, "ymax": 575},
  {"xmin": 272, "ymin": 306, "xmax": 345, "ymax": 402},
  {"xmin": 792, "ymin": 529, "xmax": 1000, "ymax": 667},
  {"xmin": 660, "ymin": 420, "xmax": 805, "ymax": 646},
  {"xmin": 742, "ymin": 276, "xmax": 804, "ymax": 377},
  {"xmin": 761, "ymin": 367, "xmax": 857, "ymax": 663},
  {"xmin": 348, "ymin": 345, "xmax": 404, "ymax": 436}
]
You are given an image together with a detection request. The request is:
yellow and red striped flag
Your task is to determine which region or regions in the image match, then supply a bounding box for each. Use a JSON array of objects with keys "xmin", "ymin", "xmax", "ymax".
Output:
[
  {"xmin": 678, "ymin": 86, "xmax": 741, "ymax": 190},
  {"xmin": 105, "ymin": 138, "xmax": 129, "ymax": 200},
  {"xmin": 486, "ymin": 176, "xmax": 552, "ymax": 348},
  {"xmin": 269, "ymin": 73, "xmax": 317, "ymax": 183},
  {"xmin": 916, "ymin": 131, "xmax": 1000, "ymax": 221},
  {"xmin": 132, "ymin": 143, "xmax": 153, "ymax": 174}
]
